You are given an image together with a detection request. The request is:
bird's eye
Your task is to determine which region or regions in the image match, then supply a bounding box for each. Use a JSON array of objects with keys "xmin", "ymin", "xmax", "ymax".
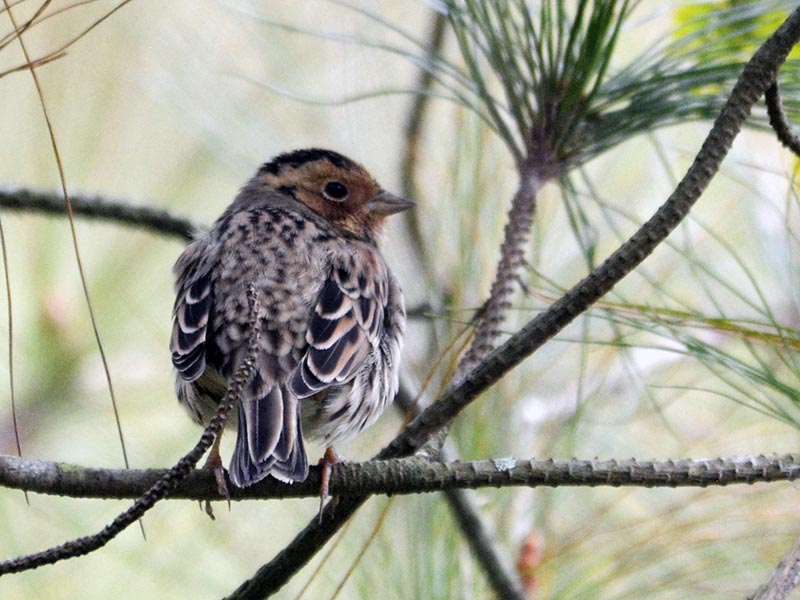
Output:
[{"xmin": 323, "ymin": 181, "xmax": 349, "ymax": 202}]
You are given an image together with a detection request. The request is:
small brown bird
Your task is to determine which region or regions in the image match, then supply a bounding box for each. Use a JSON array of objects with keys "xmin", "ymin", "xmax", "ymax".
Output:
[{"xmin": 171, "ymin": 148, "xmax": 411, "ymax": 488}]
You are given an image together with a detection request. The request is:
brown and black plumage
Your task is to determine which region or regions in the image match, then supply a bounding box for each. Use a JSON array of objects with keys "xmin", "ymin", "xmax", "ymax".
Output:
[{"xmin": 171, "ymin": 149, "xmax": 411, "ymax": 487}]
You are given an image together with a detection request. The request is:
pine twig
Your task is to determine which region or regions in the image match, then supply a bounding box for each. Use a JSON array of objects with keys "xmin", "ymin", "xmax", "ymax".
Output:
[
  {"xmin": 750, "ymin": 530, "xmax": 800, "ymax": 600},
  {"xmin": 456, "ymin": 167, "xmax": 545, "ymax": 377},
  {"xmin": 765, "ymin": 82, "xmax": 800, "ymax": 155},
  {"xmin": 0, "ymin": 185, "xmax": 198, "ymax": 241}
]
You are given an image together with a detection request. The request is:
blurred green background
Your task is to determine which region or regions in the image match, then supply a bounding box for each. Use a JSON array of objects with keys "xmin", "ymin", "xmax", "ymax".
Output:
[{"xmin": 2, "ymin": 1, "xmax": 800, "ymax": 598}]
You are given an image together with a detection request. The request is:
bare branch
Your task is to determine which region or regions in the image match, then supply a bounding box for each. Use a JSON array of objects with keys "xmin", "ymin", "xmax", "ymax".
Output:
[
  {"xmin": 0, "ymin": 185, "xmax": 198, "ymax": 241},
  {"xmin": 765, "ymin": 82, "xmax": 800, "ymax": 155},
  {"xmin": 750, "ymin": 530, "xmax": 800, "ymax": 600},
  {"xmin": 3, "ymin": 453, "xmax": 798, "ymax": 500}
]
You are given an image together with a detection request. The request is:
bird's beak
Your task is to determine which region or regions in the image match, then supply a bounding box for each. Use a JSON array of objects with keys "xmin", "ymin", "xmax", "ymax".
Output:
[{"xmin": 366, "ymin": 191, "xmax": 415, "ymax": 215}]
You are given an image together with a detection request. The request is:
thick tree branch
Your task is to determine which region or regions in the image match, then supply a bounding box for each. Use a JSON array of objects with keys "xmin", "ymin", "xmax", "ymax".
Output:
[
  {"xmin": 6, "ymin": 453, "xmax": 796, "ymax": 500},
  {"xmin": 226, "ymin": 8, "xmax": 800, "ymax": 597}
]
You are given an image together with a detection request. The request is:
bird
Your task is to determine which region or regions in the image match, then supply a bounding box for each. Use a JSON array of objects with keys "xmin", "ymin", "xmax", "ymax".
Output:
[{"xmin": 170, "ymin": 148, "xmax": 412, "ymax": 493}]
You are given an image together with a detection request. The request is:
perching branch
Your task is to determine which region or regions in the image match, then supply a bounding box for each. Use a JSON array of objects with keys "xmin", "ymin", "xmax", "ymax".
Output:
[
  {"xmin": 3, "ymin": 453, "xmax": 798, "ymax": 500},
  {"xmin": 226, "ymin": 7, "xmax": 800, "ymax": 597}
]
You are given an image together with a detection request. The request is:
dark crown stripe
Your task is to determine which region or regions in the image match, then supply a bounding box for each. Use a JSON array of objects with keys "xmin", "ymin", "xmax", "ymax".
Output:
[{"xmin": 258, "ymin": 148, "xmax": 359, "ymax": 175}]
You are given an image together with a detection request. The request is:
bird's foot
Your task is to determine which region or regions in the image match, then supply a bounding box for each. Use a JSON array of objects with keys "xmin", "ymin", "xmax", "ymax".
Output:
[
  {"xmin": 202, "ymin": 447, "xmax": 231, "ymax": 519},
  {"xmin": 318, "ymin": 446, "xmax": 342, "ymax": 523}
]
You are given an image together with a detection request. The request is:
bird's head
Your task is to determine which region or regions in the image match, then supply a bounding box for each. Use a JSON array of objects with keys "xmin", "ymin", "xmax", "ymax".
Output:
[{"xmin": 256, "ymin": 148, "xmax": 414, "ymax": 243}]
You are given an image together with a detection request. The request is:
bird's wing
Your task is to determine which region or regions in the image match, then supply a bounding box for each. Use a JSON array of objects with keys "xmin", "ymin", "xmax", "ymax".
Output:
[
  {"xmin": 170, "ymin": 236, "xmax": 216, "ymax": 382},
  {"xmin": 288, "ymin": 247, "xmax": 388, "ymax": 398}
]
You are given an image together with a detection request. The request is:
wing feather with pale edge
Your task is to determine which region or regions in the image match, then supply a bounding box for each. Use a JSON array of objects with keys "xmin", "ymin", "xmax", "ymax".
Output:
[
  {"xmin": 289, "ymin": 251, "xmax": 387, "ymax": 398},
  {"xmin": 171, "ymin": 240, "xmax": 214, "ymax": 382}
]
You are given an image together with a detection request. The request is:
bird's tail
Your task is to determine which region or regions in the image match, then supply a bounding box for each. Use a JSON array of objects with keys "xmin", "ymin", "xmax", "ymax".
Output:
[{"xmin": 229, "ymin": 384, "xmax": 309, "ymax": 487}]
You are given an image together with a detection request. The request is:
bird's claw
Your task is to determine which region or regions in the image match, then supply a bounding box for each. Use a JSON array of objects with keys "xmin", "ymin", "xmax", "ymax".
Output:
[
  {"xmin": 203, "ymin": 448, "xmax": 231, "ymax": 519},
  {"xmin": 318, "ymin": 447, "xmax": 341, "ymax": 523}
]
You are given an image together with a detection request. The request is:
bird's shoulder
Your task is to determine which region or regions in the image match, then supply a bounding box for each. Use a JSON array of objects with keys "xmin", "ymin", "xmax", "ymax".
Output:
[{"xmin": 214, "ymin": 186, "xmax": 333, "ymax": 240}]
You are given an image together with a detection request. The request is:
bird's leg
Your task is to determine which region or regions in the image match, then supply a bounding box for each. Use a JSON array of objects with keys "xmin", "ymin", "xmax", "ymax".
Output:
[
  {"xmin": 202, "ymin": 432, "xmax": 230, "ymax": 518},
  {"xmin": 318, "ymin": 446, "xmax": 341, "ymax": 522}
]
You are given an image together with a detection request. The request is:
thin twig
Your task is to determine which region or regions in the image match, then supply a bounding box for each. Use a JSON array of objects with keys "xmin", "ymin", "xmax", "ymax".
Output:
[
  {"xmin": 401, "ymin": 9, "xmax": 447, "ymax": 276},
  {"xmin": 765, "ymin": 82, "xmax": 800, "ymax": 155},
  {"xmin": 223, "ymin": 8, "xmax": 800, "ymax": 596},
  {"xmin": 0, "ymin": 212, "xmax": 25, "ymax": 505},
  {"xmin": 0, "ymin": 0, "xmax": 50, "ymax": 51},
  {"xmin": 750, "ymin": 530, "xmax": 800, "ymax": 600},
  {"xmin": 0, "ymin": 185, "xmax": 199, "ymax": 241},
  {"xmin": 0, "ymin": 0, "xmax": 104, "ymax": 50},
  {"xmin": 0, "ymin": 0, "xmax": 133, "ymax": 80},
  {"xmin": 0, "ymin": 288, "xmax": 261, "ymax": 575}
]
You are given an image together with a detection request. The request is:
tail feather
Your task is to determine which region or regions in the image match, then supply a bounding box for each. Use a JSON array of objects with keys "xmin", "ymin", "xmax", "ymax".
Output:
[
  {"xmin": 268, "ymin": 411, "xmax": 309, "ymax": 482},
  {"xmin": 229, "ymin": 385, "xmax": 309, "ymax": 487},
  {"xmin": 241, "ymin": 384, "xmax": 283, "ymax": 463}
]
